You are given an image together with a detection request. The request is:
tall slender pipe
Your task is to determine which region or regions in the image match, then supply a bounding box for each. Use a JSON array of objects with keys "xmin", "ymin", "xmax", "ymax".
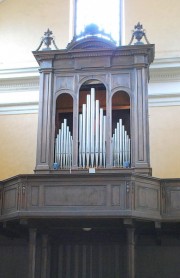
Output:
[
  {"xmin": 96, "ymin": 101, "xmax": 100, "ymax": 167},
  {"xmin": 82, "ymin": 104, "xmax": 86, "ymax": 168},
  {"xmin": 103, "ymin": 115, "xmax": 106, "ymax": 167},
  {"xmin": 79, "ymin": 114, "xmax": 82, "ymax": 167},
  {"xmin": 99, "ymin": 107, "xmax": 103, "ymax": 167},
  {"xmin": 112, "ymin": 118, "xmax": 131, "ymax": 167},
  {"xmin": 54, "ymin": 119, "xmax": 73, "ymax": 169},
  {"xmin": 90, "ymin": 88, "xmax": 95, "ymax": 167},
  {"xmin": 86, "ymin": 95, "xmax": 90, "ymax": 167}
]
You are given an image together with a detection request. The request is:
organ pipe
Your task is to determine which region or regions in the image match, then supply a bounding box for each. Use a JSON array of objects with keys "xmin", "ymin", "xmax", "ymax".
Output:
[
  {"xmin": 55, "ymin": 87, "xmax": 131, "ymax": 169},
  {"xmin": 55, "ymin": 119, "xmax": 73, "ymax": 169},
  {"xmin": 112, "ymin": 119, "xmax": 131, "ymax": 167},
  {"xmin": 95, "ymin": 100, "xmax": 100, "ymax": 167},
  {"xmin": 78, "ymin": 88, "xmax": 107, "ymax": 168},
  {"xmin": 78, "ymin": 87, "xmax": 130, "ymax": 168}
]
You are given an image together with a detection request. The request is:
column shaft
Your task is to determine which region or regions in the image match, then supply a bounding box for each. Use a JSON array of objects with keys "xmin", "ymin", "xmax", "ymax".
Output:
[
  {"xmin": 41, "ymin": 234, "xmax": 48, "ymax": 278},
  {"xmin": 28, "ymin": 228, "xmax": 37, "ymax": 278},
  {"xmin": 126, "ymin": 227, "xmax": 135, "ymax": 278}
]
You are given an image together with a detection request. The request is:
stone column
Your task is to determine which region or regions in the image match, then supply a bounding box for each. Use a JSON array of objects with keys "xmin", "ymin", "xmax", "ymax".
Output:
[{"xmin": 28, "ymin": 228, "xmax": 37, "ymax": 278}]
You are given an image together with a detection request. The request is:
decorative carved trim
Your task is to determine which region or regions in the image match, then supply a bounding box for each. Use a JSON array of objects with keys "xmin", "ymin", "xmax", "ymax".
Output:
[{"xmin": 33, "ymin": 44, "xmax": 154, "ymax": 64}]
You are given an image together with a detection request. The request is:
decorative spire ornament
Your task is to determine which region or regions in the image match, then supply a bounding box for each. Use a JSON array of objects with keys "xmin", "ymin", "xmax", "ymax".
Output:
[
  {"xmin": 36, "ymin": 29, "xmax": 59, "ymax": 51},
  {"xmin": 129, "ymin": 22, "xmax": 150, "ymax": 45}
]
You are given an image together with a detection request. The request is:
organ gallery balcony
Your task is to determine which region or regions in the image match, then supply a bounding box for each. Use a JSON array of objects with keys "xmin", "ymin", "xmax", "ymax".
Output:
[{"xmin": 0, "ymin": 173, "xmax": 180, "ymax": 222}]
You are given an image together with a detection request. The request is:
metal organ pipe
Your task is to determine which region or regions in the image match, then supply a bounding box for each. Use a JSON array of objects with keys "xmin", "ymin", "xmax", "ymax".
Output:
[
  {"xmin": 95, "ymin": 100, "xmax": 100, "ymax": 167},
  {"xmin": 55, "ymin": 119, "xmax": 73, "ymax": 169},
  {"xmin": 78, "ymin": 88, "xmax": 107, "ymax": 168},
  {"xmin": 112, "ymin": 119, "xmax": 131, "ymax": 167},
  {"xmin": 86, "ymin": 95, "xmax": 90, "ymax": 167},
  {"xmin": 78, "ymin": 87, "xmax": 130, "ymax": 168},
  {"xmin": 54, "ymin": 87, "xmax": 131, "ymax": 169},
  {"xmin": 90, "ymin": 89, "xmax": 95, "ymax": 167}
]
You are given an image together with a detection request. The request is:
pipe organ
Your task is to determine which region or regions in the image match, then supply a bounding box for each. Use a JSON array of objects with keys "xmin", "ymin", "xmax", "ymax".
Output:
[
  {"xmin": 34, "ymin": 27, "xmax": 154, "ymax": 175},
  {"xmin": 54, "ymin": 88, "xmax": 131, "ymax": 169}
]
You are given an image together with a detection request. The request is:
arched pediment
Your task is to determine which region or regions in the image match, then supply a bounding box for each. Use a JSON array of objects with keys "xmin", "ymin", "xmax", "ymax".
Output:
[
  {"xmin": 67, "ymin": 24, "xmax": 116, "ymax": 50},
  {"xmin": 67, "ymin": 36, "xmax": 116, "ymax": 50}
]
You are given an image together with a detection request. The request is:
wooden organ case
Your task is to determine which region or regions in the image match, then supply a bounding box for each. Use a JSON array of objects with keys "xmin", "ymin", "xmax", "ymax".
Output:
[{"xmin": 33, "ymin": 28, "xmax": 154, "ymax": 175}]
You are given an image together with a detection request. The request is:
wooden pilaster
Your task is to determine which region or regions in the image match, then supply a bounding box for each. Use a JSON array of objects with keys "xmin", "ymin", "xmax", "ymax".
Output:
[
  {"xmin": 41, "ymin": 234, "xmax": 49, "ymax": 278},
  {"xmin": 50, "ymin": 242, "xmax": 59, "ymax": 278},
  {"xmin": 28, "ymin": 228, "xmax": 37, "ymax": 278},
  {"xmin": 126, "ymin": 226, "xmax": 135, "ymax": 278}
]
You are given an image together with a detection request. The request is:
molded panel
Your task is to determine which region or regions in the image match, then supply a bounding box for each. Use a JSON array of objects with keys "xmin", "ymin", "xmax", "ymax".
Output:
[{"xmin": 44, "ymin": 185, "xmax": 106, "ymax": 206}]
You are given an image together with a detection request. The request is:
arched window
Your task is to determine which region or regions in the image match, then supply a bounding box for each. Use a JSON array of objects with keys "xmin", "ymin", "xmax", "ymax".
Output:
[{"xmin": 74, "ymin": 0, "xmax": 124, "ymax": 45}]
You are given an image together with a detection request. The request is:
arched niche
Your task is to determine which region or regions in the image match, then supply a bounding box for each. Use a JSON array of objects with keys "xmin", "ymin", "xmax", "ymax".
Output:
[
  {"xmin": 54, "ymin": 93, "xmax": 73, "ymax": 169},
  {"xmin": 78, "ymin": 80, "xmax": 106, "ymax": 168},
  {"xmin": 111, "ymin": 91, "xmax": 131, "ymax": 167},
  {"xmin": 79, "ymin": 79, "xmax": 106, "ymax": 112}
]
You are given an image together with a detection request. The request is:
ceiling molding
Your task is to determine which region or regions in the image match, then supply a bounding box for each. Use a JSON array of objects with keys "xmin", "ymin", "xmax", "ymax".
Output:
[
  {"xmin": 0, "ymin": 103, "xmax": 39, "ymax": 115},
  {"xmin": 150, "ymin": 57, "xmax": 180, "ymax": 82},
  {"xmin": 0, "ymin": 77, "xmax": 39, "ymax": 92},
  {"xmin": 0, "ymin": 67, "xmax": 39, "ymax": 79},
  {"xmin": 148, "ymin": 93, "xmax": 180, "ymax": 107},
  {"xmin": 150, "ymin": 68, "xmax": 180, "ymax": 83}
]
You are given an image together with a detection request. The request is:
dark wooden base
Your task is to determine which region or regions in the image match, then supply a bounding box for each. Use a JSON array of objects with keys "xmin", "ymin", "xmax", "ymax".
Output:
[
  {"xmin": 0, "ymin": 172, "xmax": 180, "ymax": 277},
  {"xmin": 0, "ymin": 220, "xmax": 180, "ymax": 278}
]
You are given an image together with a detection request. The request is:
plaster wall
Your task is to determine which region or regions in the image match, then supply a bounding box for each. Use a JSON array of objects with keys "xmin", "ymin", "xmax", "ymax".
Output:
[
  {"xmin": 124, "ymin": 0, "xmax": 180, "ymax": 58},
  {"xmin": 0, "ymin": 113, "xmax": 38, "ymax": 180},
  {"xmin": 0, "ymin": 0, "xmax": 71, "ymax": 69},
  {"xmin": 149, "ymin": 105, "xmax": 180, "ymax": 178}
]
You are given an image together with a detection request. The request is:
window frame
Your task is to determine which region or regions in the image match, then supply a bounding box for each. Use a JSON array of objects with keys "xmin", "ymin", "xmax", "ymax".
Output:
[{"xmin": 73, "ymin": 0, "xmax": 124, "ymax": 46}]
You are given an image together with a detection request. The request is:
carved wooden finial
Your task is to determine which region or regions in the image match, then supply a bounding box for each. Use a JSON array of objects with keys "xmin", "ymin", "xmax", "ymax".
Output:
[
  {"xmin": 35, "ymin": 29, "xmax": 59, "ymax": 51},
  {"xmin": 129, "ymin": 22, "xmax": 150, "ymax": 45}
]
